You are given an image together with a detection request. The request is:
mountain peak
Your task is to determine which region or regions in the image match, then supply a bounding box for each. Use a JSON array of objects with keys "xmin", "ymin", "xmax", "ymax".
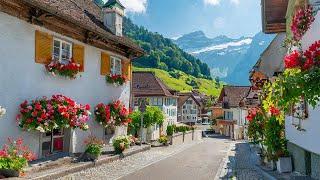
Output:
[{"xmin": 177, "ymin": 31, "xmax": 207, "ymax": 40}]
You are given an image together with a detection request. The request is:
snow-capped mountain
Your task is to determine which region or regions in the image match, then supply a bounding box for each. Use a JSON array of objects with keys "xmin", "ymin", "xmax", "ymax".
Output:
[{"xmin": 173, "ymin": 31, "xmax": 275, "ymax": 85}]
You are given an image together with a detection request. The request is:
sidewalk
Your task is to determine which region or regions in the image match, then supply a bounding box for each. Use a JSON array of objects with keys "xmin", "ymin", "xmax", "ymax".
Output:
[{"xmin": 216, "ymin": 141, "xmax": 266, "ymax": 180}]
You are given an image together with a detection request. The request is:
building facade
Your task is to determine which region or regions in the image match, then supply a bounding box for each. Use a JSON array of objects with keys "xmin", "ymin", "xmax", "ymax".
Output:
[
  {"xmin": 0, "ymin": 0, "xmax": 143, "ymax": 158},
  {"xmin": 132, "ymin": 72, "xmax": 178, "ymax": 138},
  {"xmin": 177, "ymin": 93, "xmax": 201, "ymax": 125},
  {"xmin": 217, "ymin": 86, "xmax": 250, "ymax": 139}
]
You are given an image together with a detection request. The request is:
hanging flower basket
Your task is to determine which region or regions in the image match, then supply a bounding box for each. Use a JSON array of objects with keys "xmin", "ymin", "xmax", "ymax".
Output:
[
  {"xmin": 106, "ymin": 74, "xmax": 127, "ymax": 86},
  {"xmin": 45, "ymin": 59, "xmax": 81, "ymax": 79},
  {"xmin": 94, "ymin": 100, "xmax": 132, "ymax": 128},
  {"xmin": 17, "ymin": 95, "xmax": 91, "ymax": 133},
  {"xmin": 291, "ymin": 5, "xmax": 315, "ymax": 41}
]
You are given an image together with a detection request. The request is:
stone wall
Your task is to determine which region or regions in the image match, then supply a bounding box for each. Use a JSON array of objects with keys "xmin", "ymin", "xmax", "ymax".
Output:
[
  {"xmin": 311, "ymin": 153, "xmax": 320, "ymax": 179},
  {"xmin": 171, "ymin": 130, "xmax": 202, "ymax": 145},
  {"xmin": 288, "ymin": 142, "xmax": 308, "ymax": 175}
]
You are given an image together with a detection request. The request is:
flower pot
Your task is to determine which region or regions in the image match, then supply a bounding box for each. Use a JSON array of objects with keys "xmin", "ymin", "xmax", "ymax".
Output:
[
  {"xmin": 0, "ymin": 169, "xmax": 20, "ymax": 178},
  {"xmin": 86, "ymin": 153, "xmax": 99, "ymax": 161},
  {"xmin": 277, "ymin": 157, "xmax": 292, "ymax": 173}
]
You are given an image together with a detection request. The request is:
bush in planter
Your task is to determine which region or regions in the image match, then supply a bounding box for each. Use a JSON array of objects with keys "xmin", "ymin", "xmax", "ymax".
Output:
[
  {"xmin": 112, "ymin": 136, "xmax": 130, "ymax": 154},
  {"xmin": 166, "ymin": 125, "xmax": 175, "ymax": 136},
  {"xmin": 158, "ymin": 135, "xmax": 168, "ymax": 145},
  {"xmin": 84, "ymin": 136, "xmax": 104, "ymax": 161},
  {"xmin": 0, "ymin": 138, "xmax": 36, "ymax": 177}
]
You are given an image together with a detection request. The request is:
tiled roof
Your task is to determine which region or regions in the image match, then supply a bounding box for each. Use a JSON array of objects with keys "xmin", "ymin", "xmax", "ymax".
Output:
[
  {"xmin": 218, "ymin": 86, "xmax": 250, "ymax": 108},
  {"xmin": 22, "ymin": 0, "xmax": 143, "ymax": 53},
  {"xmin": 177, "ymin": 93, "xmax": 201, "ymax": 108},
  {"xmin": 132, "ymin": 72, "xmax": 176, "ymax": 97}
]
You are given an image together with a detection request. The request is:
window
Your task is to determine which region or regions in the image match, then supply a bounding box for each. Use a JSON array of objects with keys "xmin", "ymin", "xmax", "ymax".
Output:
[
  {"xmin": 53, "ymin": 38, "xmax": 72, "ymax": 64},
  {"xmin": 41, "ymin": 129, "xmax": 64, "ymax": 157},
  {"xmin": 111, "ymin": 56, "xmax": 122, "ymax": 75},
  {"xmin": 224, "ymin": 111, "xmax": 233, "ymax": 120}
]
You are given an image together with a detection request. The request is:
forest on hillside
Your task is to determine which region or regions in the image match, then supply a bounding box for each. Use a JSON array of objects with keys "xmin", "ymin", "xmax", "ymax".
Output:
[{"xmin": 123, "ymin": 18, "xmax": 212, "ymax": 79}]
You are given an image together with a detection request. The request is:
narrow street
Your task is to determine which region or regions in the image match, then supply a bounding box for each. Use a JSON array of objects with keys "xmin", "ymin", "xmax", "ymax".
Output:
[
  {"xmin": 120, "ymin": 136, "xmax": 230, "ymax": 180},
  {"xmin": 61, "ymin": 136, "xmax": 233, "ymax": 180}
]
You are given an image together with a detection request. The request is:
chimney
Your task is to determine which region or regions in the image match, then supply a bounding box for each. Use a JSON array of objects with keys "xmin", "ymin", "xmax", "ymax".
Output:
[{"xmin": 103, "ymin": 0, "xmax": 125, "ymax": 36}]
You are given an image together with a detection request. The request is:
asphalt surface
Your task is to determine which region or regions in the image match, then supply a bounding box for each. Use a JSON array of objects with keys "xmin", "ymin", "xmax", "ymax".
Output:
[{"xmin": 120, "ymin": 135, "xmax": 232, "ymax": 180}]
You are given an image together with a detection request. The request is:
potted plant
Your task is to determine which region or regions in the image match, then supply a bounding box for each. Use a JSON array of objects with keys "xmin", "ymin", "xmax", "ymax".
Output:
[
  {"xmin": 112, "ymin": 136, "xmax": 130, "ymax": 154},
  {"xmin": 84, "ymin": 136, "xmax": 104, "ymax": 161},
  {"xmin": 158, "ymin": 135, "xmax": 169, "ymax": 146},
  {"xmin": 0, "ymin": 138, "xmax": 36, "ymax": 178}
]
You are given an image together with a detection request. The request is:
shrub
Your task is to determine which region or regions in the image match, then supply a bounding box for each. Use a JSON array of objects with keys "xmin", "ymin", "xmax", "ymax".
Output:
[
  {"xmin": 84, "ymin": 136, "xmax": 104, "ymax": 158},
  {"xmin": 166, "ymin": 125, "xmax": 175, "ymax": 136},
  {"xmin": 158, "ymin": 135, "xmax": 168, "ymax": 144},
  {"xmin": 112, "ymin": 136, "xmax": 130, "ymax": 154}
]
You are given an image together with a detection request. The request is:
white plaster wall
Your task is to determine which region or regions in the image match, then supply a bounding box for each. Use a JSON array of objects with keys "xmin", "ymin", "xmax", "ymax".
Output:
[
  {"xmin": 285, "ymin": 12, "xmax": 320, "ymax": 154},
  {"xmin": 0, "ymin": 12, "xmax": 131, "ymax": 156}
]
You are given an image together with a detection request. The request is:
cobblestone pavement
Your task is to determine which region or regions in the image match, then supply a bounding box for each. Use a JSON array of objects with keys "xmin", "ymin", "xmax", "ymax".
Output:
[
  {"xmin": 217, "ymin": 141, "xmax": 266, "ymax": 180},
  {"xmin": 59, "ymin": 140, "xmax": 204, "ymax": 180}
]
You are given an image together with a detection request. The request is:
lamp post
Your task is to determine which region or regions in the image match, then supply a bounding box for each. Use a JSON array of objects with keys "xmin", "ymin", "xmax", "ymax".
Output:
[{"xmin": 138, "ymin": 98, "xmax": 147, "ymax": 146}]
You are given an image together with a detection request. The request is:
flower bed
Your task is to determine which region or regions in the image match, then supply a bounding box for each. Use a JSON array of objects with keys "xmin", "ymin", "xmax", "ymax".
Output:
[
  {"xmin": 106, "ymin": 74, "xmax": 127, "ymax": 86},
  {"xmin": 94, "ymin": 100, "xmax": 131, "ymax": 127},
  {"xmin": 17, "ymin": 95, "xmax": 90, "ymax": 132},
  {"xmin": 0, "ymin": 138, "xmax": 36, "ymax": 177},
  {"xmin": 0, "ymin": 106, "xmax": 6, "ymax": 118},
  {"xmin": 45, "ymin": 60, "xmax": 81, "ymax": 79}
]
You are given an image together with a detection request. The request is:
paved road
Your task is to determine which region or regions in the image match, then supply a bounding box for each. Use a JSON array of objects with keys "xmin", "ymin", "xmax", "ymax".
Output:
[{"xmin": 120, "ymin": 136, "xmax": 231, "ymax": 180}]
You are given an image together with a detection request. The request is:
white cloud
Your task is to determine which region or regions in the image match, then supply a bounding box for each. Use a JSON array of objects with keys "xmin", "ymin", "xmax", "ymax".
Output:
[
  {"xmin": 119, "ymin": 0, "xmax": 147, "ymax": 13},
  {"xmin": 204, "ymin": 0, "xmax": 240, "ymax": 6},
  {"xmin": 230, "ymin": 0, "xmax": 240, "ymax": 5},
  {"xmin": 204, "ymin": 0, "xmax": 221, "ymax": 6}
]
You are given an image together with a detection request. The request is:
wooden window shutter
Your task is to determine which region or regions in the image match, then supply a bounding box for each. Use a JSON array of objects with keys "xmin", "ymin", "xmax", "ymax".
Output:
[
  {"xmin": 35, "ymin": 30, "xmax": 53, "ymax": 64},
  {"xmin": 73, "ymin": 44, "xmax": 85, "ymax": 72},
  {"xmin": 122, "ymin": 60, "xmax": 131, "ymax": 80},
  {"xmin": 101, "ymin": 52, "xmax": 111, "ymax": 75}
]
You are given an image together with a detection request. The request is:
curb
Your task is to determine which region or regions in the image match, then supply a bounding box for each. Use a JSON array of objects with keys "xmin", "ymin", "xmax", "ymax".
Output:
[{"xmin": 30, "ymin": 145, "xmax": 151, "ymax": 180}]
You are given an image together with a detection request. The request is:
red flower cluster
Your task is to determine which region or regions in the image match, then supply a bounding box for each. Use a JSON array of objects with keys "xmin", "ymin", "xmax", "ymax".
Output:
[
  {"xmin": 0, "ymin": 138, "xmax": 36, "ymax": 161},
  {"xmin": 106, "ymin": 74, "xmax": 127, "ymax": 86},
  {"xmin": 45, "ymin": 59, "xmax": 81, "ymax": 79},
  {"xmin": 291, "ymin": 5, "xmax": 315, "ymax": 41},
  {"xmin": 269, "ymin": 106, "xmax": 281, "ymax": 116},
  {"xmin": 17, "ymin": 95, "xmax": 90, "ymax": 132},
  {"xmin": 94, "ymin": 100, "xmax": 132, "ymax": 127},
  {"xmin": 284, "ymin": 41, "xmax": 320, "ymax": 70},
  {"xmin": 246, "ymin": 108, "xmax": 260, "ymax": 122}
]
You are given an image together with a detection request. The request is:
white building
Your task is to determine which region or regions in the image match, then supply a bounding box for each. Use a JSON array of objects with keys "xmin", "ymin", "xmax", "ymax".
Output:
[
  {"xmin": 0, "ymin": 0, "xmax": 143, "ymax": 158},
  {"xmin": 177, "ymin": 93, "xmax": 201, "ymax": 125},
  {"xmin": 261, "ymin": 0, "xmax": 320, "ymax": 177},
  {"xmin": 132, "ymin": 72, "xmax": 178, "ymax": 139},
  {"xmin": 217, "ymin": 86, "xmax": 250, "ymax": 139}
]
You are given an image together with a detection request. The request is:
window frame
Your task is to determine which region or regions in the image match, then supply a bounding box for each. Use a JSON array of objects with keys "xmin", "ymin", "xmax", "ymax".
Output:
[
  {"xmin": 110, "ymin": 56, "xmax": 122, "ymax": 75},
  {"xmin": 53, "ymin": 38, "xmax": 73, "ymax": 63}
]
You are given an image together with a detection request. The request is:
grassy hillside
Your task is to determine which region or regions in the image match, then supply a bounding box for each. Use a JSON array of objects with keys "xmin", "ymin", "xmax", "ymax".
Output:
[{"xmin": 133, "ymin": 67, "xmax": 223, "ymax": 97}]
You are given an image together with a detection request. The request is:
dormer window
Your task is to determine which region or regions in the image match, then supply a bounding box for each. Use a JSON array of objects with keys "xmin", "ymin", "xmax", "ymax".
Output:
[
  {"xmin": 53, "ymin": 38, "xmax": 72, "ymax": 64},
  {"xmin": 111, "ymin": 56, "xmax": 122, "ymax": 75}
]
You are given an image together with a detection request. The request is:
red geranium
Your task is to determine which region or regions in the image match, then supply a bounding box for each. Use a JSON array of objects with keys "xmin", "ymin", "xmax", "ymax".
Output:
[
  {"xmin": 270, "ymin": 106, "xmax": 281, "ymax": 116},
  {"xmin": 106, "ymin": 74, "xmax": 127, "ymax": 86},
  {"xmin": 291, "ymin": 5, "xmax": 315, "ymax": 41},
  {"xmin": 95, "ymin": 100, "xmax": 131, "ymax": 127},
  {"xmin": 45, "ymin": 59, "xmax": 81, "ymax": 79},
  {"xmin": 284, "ymin": 50, "xmax": 302, "ymax": 69},
  {"xmin": 17, "ymin": 95, "xmax": 90, "ymax": 132}
]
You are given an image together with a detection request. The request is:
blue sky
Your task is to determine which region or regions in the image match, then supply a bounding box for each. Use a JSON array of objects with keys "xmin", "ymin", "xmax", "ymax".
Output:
[{"xmin": 112, "ymin": 0, "xmax": 262, "ymax": 39}]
